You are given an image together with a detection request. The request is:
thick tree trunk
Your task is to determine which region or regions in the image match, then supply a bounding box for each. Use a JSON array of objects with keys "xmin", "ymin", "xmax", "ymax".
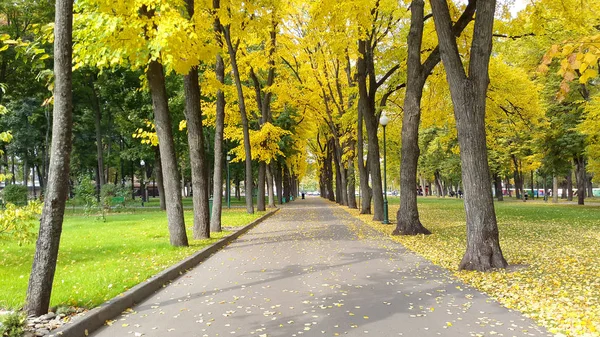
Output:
[
  {"xmin": 183, "ymin": 64, "xmax": 210, "ymax": 239},
  {"xmin": 154, "ymin": 148, "xmax": 166, "ymax": 210},
  {"xmin": 395, "ymin": 0, "xmax": 432, "ymax": 236},
  {"xmin": 432, "ymin": 0, "xmax": 507, "ymax": 271},
  {"xmin": 146, "ymin": 60, "xmax": 188, "ymax": 246},
  {"xmin": 210, "ymin": 50, "xmax": 226, "ymax": 232},
  {"xmin": 574, "ymin": 155, "xmax": 585, "ymax": 205},
  {"xmin": 25, "ymin": 0, "xmax": 73, "ymax": 315}
]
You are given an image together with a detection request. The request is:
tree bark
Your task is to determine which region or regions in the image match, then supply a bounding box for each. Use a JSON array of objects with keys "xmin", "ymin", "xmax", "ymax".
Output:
[
  {"xmin": 431, "ymin": 0, "xmax": 507, "ymax": 271},
  {"xmin": 574, "ymin": 155, "xmax": 585, "ymax": 205},
  {"xmin": 183, "ymin": 64, "xmax": 210, "ymax": 239},
  {"xmin": 325, "ymin": 145, "xmax": 335, "ymax": 202},
  {"xmin": 395, "ymin": 0, "xmax": 433, "ymax": 236},
  {"xmin": 257, "ymin": 163, "xmax": 266, "ymax": 211},
  {"xmin": 223, "ymin": 25, "xmax": 253, "ymax": 214},
  {"xmin": 146, "ymin": 60, "xmax": 188, "ymax": 246},
  {"xmin": 266, "ymin": 164, "xmax": 275, "ymax": 208},
  {"xmin": 552, "ymin": 175, "xmax": 558, "ymax": 203},
  {"xmin": 347, "ymin": 156, "xmax": 357, "ymax": 208},
  {"xmin": 357, "ymin": 102, "xmax": 371, "ymax": 213},
  {"xmin": 210, "ymin": 0, "xmax": 225, "ymax": 231},
  {"xmin": 90, "ymin": 74, "xmax": 105, "ymax": 191},
  {"xmin": 493, "ymin": 173, "xmax": 504, "ymax": 201},
  {"xmin": 357, "ymin": 39, "xmax": 383, "ymax": 220},
  {"xmin": 26, "ymin": 0, "xmax": 73, "ymax": 315},
  {"xmin": 154, "ymin": 148, "xmax": 166, "ymax": 210}
]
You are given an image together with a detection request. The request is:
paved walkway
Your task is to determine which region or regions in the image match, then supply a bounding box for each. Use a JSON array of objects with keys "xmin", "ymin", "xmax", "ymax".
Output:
[{"xmin": 92, "ymin": 197, "xmax": 550, "ymax": 337}]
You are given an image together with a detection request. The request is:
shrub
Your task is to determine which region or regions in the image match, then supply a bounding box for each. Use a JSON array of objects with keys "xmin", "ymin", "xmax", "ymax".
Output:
[
  {"xmin": 0, "ymin": 201, "xmax": 42, "ymax": 245},
  {"xmin": 0, "ymin": 311, "xmax": 26, "ymax": 337},
  {"xmin": 101, "ymin": 183, "xmax": 132, "ymax": 210},
  {"xmin": 1, "ymin": 184, "xmax": 28, "ymax": 206},
  {"xmin": 73, "ymin": 175, "xmax": 97, "ymax": 214}
]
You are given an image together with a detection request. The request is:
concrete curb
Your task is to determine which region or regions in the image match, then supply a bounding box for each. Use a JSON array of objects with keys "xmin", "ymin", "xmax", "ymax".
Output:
[{"xmin": 50, "ymin": 208, "xmax": 279, "ymax": 337}]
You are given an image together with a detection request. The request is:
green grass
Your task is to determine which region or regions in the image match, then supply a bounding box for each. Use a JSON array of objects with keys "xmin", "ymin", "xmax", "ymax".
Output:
[
  {"xmin": 64, "ymin": 196, "xmax": 257, "ymax": 215},
  {"xmin": 0, "ymin": 209, "xmax": 265, "ymax": 310},
  {"xmin": 347, "ymin": 197, "xmax": 600, "ymax": 337}
]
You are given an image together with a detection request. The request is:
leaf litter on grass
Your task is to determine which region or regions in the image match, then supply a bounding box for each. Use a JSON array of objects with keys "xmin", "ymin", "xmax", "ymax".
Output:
[{"xmin": 342, "ymin": 200, "xmax": 600, "ymax": 337}]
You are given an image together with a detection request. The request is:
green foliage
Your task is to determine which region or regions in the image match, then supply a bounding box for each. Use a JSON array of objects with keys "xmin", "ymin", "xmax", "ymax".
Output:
[
  {"xmin": 0, "ymin": 311, "xmax": 26, "ymax": 337},
  {"xmin": 0, "ymin": 201, "xmax": 42, "ymax": 245},
  {"xmin": 0, "ymin": 184, "xmax": 28, "ymax": 206},
  {"xmin": 100, "ymin": 183, "xmax": 132, "ymax": 210},
  {"xmin": 73, "ymin": 175, "xmax": 98, "ymax": 214}
]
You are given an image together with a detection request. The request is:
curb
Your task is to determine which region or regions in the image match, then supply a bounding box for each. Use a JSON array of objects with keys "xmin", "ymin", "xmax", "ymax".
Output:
[{"xmin": 50, "ymin": 208, "xmax": 279, "ymax": 337}]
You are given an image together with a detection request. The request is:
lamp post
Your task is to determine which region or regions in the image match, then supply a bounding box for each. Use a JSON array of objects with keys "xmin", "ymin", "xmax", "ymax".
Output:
[
  {"xmin": 140, "ymin": 159, "xmax": 147, "ymax": 206},
  {"xmin": 226, "ymin": 155, "xmax": 231, "ymax": 209},
  {"xmin": 379, "ymin": 111, "xmax": 390, "ymax": 224}
]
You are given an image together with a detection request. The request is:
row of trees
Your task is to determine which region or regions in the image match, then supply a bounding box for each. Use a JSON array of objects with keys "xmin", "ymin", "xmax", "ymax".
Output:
[{"xmin": 0, "ymin": 0, "xmax": 597, "ymax": 316}]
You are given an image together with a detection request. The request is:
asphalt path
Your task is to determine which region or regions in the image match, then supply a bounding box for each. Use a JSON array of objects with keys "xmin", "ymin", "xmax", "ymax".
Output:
[{"xmin": 91, "ymin": 197, "xmax": 550, "ymax": 337}]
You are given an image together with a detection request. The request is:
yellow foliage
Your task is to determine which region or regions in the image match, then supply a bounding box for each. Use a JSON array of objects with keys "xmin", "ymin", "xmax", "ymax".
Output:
[
  {"xmin": 0, "ymin": 201, "xmax": 43, "ymax": 246},
  {"xmin": 228, "ymin": 122, "xmax": 291, "ymax": 164}
]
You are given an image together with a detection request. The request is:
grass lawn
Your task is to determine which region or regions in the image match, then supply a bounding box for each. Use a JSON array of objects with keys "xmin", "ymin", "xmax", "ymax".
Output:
[
  {"xmin": 345, "ymin": 197, "xmax": 600, "ymax": 337},
  {"xmin": 0, "ymin": 208, "xmax": 265, "ymax": 310}
]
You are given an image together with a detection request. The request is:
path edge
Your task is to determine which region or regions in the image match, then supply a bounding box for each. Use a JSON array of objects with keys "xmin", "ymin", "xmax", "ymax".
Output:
[{"xmin": 50, "ymin": 208, "xmax": 279, "ymax": 337}]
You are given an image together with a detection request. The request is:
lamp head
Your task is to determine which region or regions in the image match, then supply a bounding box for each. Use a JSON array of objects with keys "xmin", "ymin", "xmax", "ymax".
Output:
[
  {"xmin": 140, "ymin": 159, "xmax": 145, "ymax": 166},
  {"xmin": 379, "ymin": 111, "xmax": 389, "ymax": 126},
  {"xmin": 226, "ymin": 155, "xmax": 231, "ymax": 161}
]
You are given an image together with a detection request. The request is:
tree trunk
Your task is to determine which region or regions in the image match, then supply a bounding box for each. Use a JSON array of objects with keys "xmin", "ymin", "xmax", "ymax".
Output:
[
  {"xmin": 210, "ymin": 49, "xmax": 226, "ymax": 231},
  {"xmin": 183, "ymin": 62, "xmax": 210, "ymax": 239},
  {"xmin": 363, "ymin": 101, "xmax": 383, "ymax": 220},
  {"xmin": 587, "ymin": 172, "xmax": 593, "ymax": 198},
  {"xmin": 552, "ymin": 175, "xmax": 558, "ymax": 203},
  {"xmin": 257, "ymin": 162, "xmax": 266, "ymax": 211},
  {"xmin": 325, "ymin": 145, "xmax": 335, "ymax": 202},
  {"xmin": 90, "ymin": 74, "xmax": 105, "ymax": 191},
  {"xmin": 146, "ymin": 60, "xmax": 188, "ymax": 246},
  {"xmin": 431, "ymin": 0, "xmax": 507, "ymax": 271},
  {"xmin": 394, "ymin": 0, "xmax": 433, "ymax": 236},
  {"xmin": 493, "ymin": 173, "xmax": 504, "ymax": 201},
  {"xmin": 357, "ymin": 101, "xmax": 371, "ymax": 213},
  {"xmin": 26, "ymin": 0, "xmax": 73, "ymax": 315},
  {"xmin": 223, "ymin": 26, "xmax": 254, "ymax": 214},
  {"xmin": 566, "ymin": 171, "xmax": 573, "ymax": 201},
  {"xmin": 347, "ymin": 157, "xmax": 357, "ymax": 208},
  {"xmin": 275, "ymin": 163, "xmax": 283, "ymax": 204},
  {"xmin": 574, "ymin": 155, "xmax": 585, "ymax": 205},
  {"xmin": 266, "ymin": 164, "xmax": 275, "ymax": 208},
  {"xmin": 154, "ymin": 148, "xmax": 166, "ymax": 210}
]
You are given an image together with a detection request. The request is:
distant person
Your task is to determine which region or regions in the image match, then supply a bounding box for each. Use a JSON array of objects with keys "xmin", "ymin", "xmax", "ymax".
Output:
[{"xmin": 302, "ymin": 192, "xmax": 305, "ymax": 199}]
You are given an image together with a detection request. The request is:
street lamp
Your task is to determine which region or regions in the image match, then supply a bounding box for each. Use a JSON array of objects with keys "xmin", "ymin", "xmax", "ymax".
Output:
[
  {"xmin": 140, "ymin": 159, "xmax": 147, "ymax": 206},
  {"xmin": 379, "ymin": 111, "xmax": 390, "ymax": 224},
  {"xmin": 226, "ymin": 155, "xmax": 231, "ymax": 209}
]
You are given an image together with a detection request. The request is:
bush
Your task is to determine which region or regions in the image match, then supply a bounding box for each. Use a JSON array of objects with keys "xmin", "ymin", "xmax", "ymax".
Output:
[
  {"xmin": 0, "ymin": 311, "xmax": 26, "ymax": 337},
  {"xmin": 100, "ymin": 183, "xmax": 132, "ymax": 210},
  {"xmin": 1, "ymin": 184, "xmax": 28, "ymax": 206},
  {"xmin": 0, "ymin": 201, "xmax": 43, "ymax": 245},
  {"xmin": 73, "ymin": 175, "xmax": 97, "ymax": 214}
]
